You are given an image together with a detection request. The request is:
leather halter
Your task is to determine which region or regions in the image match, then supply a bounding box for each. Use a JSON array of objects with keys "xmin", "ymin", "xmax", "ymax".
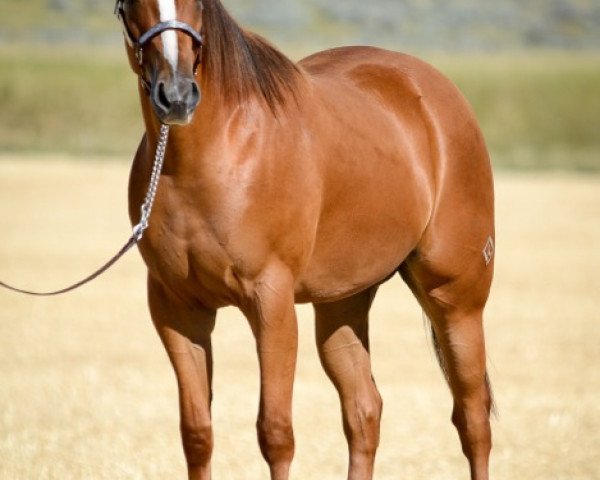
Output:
[{"xmin": 114, "ymin": 0, "xmax": 204, "ymax": 92}]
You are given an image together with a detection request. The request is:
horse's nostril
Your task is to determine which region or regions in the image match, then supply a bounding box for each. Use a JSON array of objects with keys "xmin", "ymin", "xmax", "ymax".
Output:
[
  {"xmin": 190, "ymin": 81, "xmax": 201, "ymax": 104},
  {"xmin": 158, "ymin": 82, "xmax": 171, "ymax": 109}
]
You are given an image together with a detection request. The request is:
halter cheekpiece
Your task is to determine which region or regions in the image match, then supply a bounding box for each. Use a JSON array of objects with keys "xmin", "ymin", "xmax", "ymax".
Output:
[{"xmin": 114, "ymin": 0, "xmax": 204, "ymax": 91}]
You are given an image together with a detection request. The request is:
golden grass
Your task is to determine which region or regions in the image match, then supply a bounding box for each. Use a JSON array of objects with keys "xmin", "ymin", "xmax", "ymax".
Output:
[{"xmin": 1, "ymin": 158, "xmax": 599, "ymax": 479}]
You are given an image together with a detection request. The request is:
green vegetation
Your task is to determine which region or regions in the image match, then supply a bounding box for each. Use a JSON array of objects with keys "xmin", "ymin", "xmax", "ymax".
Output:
[
  {"xmin": 432, "ymin": 53, "xmax": 600, "ymax": 171},
  {"xmin": 0, "ymin": 47, "xmax": 598, "ymax": 171},
  {"xmin": 0, "ymin": 47, "xmax": 142, "ymax": 156}
]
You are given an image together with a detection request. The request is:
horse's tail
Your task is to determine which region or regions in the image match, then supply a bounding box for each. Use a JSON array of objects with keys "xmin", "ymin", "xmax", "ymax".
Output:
[{"xmin": 425, "ymin": 314, "xmax": 497, "ymax": 417}]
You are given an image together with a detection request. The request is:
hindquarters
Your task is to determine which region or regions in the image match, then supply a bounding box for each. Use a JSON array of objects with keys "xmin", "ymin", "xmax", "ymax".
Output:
[
  {"xmin": 395, "ymin": 52, "xmax": 495, "ymax": 480},
  {"xmin": 397, "ymin": 49, "xmax": 495, "ymax": 324}
]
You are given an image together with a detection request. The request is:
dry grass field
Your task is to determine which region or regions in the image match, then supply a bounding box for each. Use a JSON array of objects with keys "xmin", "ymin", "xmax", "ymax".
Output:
[{"xmin": 0, "ymin": 158, "xmax": 599, "ymax": 479}]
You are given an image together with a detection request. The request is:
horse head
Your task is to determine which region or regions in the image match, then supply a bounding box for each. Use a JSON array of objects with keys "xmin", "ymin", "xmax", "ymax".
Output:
[{"xmin": 115, "ymin": 0, "xmax": 204, "ymax": 125}]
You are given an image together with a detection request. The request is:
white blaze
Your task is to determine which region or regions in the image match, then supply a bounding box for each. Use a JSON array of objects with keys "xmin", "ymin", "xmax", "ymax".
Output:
[{"xmin": 158, "ymin": 0, "xmax": 179, "ymax": 72}]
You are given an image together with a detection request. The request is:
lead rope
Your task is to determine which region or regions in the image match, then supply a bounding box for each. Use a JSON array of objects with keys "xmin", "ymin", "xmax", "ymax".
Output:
[{"xmin": 0, "ymin": 124, "xmax": 170, "ymax": 297}]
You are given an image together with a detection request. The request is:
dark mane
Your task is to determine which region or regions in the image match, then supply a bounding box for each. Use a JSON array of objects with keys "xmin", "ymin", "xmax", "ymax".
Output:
[{"xmin": 202, "ymin": 0, "xmax": 301, "ymax": 111}]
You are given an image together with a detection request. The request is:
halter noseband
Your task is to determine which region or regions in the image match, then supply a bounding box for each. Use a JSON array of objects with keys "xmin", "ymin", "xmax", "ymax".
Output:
[{"xmin": 114, "ymin": 0, "xmax": 204, "ymax": 92}]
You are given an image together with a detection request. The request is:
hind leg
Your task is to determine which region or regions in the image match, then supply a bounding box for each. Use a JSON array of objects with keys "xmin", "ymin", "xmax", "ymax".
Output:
[
  {"xmin": 400, "ymin": 242, "xmax": 494, "ymax": 480},
  {"xmin": 429, "ymin": 305, "xmax": 492, "ymax": 480},
  {"xmin": 436, "ymin": 310, "xmax": 491, "ymax": 480},
  {"xmin": 314, "ymin": 287, "xmax": 383, "ymax": 480}
]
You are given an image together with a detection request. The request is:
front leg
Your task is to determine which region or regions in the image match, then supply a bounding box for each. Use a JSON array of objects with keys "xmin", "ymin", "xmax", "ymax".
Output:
[
  {"xmin": 148, "ymin": 277, "xmax": 216, "ymax": 480},
  {"xmin": 243, "ymin": 264, "xmax": 298, "ymax": 480}
]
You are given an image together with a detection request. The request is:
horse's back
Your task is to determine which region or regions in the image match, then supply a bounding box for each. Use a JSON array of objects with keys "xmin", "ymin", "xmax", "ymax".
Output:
[
  {"xmin": 300, "ymin": 46, "xmax": 489, "ymax": 171},
  {"xmin": 300, "ymin": 46, "xmax": 491, "ymax": 175}
]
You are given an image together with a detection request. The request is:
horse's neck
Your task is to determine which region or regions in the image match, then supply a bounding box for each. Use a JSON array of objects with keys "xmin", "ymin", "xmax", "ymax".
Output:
[
  {"xmin": 139, "ymin": 90, "xmax": 233, "ymax": 171},
  {"xmin": 139, "ymin": 87, "xmax": 300, "ymax": 183}
]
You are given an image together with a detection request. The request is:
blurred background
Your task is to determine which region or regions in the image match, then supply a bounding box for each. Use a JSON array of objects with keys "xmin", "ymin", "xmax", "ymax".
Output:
[
  {"xmin": 1, "ymin": 2, "xmax": 599, "ymax": 479},
  {"xmin": 0, "ymin": 0, "xmax": 598, "ymax": 170}
]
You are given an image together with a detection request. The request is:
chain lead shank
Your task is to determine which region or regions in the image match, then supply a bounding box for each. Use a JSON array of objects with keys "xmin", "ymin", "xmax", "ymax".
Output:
[{"xmin": 133, "ymin": 124, "xmax": 170, "ymax": 241}]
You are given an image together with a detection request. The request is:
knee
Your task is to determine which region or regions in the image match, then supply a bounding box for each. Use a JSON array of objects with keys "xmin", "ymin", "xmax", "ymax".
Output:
[
  {"xmin": 257, "ymin": 415, "xmax": 295, "ymax": 465},
  {"xmin": 181, "ymin": 420, "xmax": 213, "ymax": 466}
]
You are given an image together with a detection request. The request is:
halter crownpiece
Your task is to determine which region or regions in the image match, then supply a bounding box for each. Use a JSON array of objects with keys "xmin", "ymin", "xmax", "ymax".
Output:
[{"xmin": 114, "ymin": 0, "xmax": 204, "ymax": 90}]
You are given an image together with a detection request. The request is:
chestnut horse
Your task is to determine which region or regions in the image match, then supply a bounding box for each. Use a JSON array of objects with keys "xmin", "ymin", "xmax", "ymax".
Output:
[{"xmin": 117, "ymin": 1, "xmax": 495, "ymax": 479}]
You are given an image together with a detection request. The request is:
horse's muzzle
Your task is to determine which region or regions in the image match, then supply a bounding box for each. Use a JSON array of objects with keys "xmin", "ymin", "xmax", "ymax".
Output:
[{"xmin": 151, "ymin": 75, "xmax": 201, "ymax": 125}]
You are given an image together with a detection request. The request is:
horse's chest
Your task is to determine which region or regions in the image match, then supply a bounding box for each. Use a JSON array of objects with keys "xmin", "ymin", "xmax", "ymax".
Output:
[{"xmin": 139, "ymin": 198, "xmax": 245, "ymax": 308}]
